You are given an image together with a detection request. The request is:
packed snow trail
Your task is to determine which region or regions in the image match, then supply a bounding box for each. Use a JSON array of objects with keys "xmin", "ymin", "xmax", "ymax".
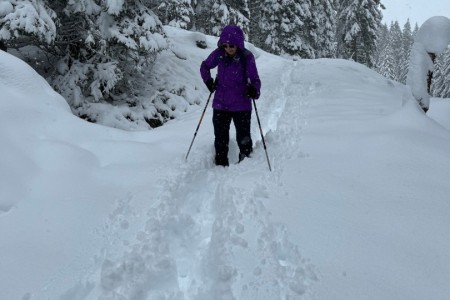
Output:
[{"xmin": 92, "ymin": 58, "xmax": 317, "ymax": 300}]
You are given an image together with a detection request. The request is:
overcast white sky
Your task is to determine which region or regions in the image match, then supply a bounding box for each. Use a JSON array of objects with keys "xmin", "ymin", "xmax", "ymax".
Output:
[{"xmin": 381, "ymin": 0, "xmax": 450, "ymax": 26}]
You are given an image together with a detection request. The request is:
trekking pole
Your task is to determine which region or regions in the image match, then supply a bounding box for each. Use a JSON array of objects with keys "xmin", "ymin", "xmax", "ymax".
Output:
[
  {"xmin": 185, "ymin": 91, "xmax": 214, "ymax": 161},
  {"xmin": 252, "ymin": 99, "xmax": 272, "ymax": 172}
]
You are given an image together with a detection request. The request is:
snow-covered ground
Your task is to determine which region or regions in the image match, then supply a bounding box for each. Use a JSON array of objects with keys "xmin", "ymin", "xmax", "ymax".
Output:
[{"xmin": 1, "ymin": 27, "xmax": 450, "ymax": 300}]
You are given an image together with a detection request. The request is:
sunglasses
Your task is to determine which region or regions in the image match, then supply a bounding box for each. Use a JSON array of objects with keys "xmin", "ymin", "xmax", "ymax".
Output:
[{"xmin": 222, "ymin": 44, "xmax": 236, "ymax": 49}]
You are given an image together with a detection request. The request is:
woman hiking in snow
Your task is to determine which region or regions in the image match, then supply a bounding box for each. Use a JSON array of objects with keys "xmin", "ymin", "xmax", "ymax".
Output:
[{"xmin": 200, "ymin": 25, "xmax": 261, "ymax": 167}]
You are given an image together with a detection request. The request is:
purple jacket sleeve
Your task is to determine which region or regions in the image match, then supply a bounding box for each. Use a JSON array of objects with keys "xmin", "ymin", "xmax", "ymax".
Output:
[
  {"xmin": 200, "ymin": 48, "xmax": 220, "ymax": 83},
  {"xmin": 245, "ymin": 53, "xmax": 262, "ymax": 99}
]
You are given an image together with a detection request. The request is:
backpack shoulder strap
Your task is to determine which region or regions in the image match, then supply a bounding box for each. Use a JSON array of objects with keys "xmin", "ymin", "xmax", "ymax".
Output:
[{"xmin": 240, "ymin": 49, "xmax": 251, "ymax": 81}]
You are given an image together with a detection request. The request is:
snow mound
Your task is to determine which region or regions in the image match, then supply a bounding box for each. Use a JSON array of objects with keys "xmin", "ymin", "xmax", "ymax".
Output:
[
  {"xmin": 415, "ymin": 16, "xmax": 450, "ymax": 54},
  {"xmin": 0, "ymin": 51, "xmax": 69, "ymax": 111},
  {"xmin": 0, "ymin": 51, "xmax": 72, "ymax": 212}
]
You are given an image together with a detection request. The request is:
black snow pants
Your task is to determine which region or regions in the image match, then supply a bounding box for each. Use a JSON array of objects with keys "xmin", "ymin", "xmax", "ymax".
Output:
[{"xmin": 213, "ymin": 109, "xmax": 253, "ymax": 166}]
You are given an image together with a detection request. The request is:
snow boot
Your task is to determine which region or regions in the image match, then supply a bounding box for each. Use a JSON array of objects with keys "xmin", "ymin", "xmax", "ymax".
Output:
[
  {"xmin": 238, "ymin": 152, "xmax": 250, "ymax": 163},
  {"xmin": 215, "ymin": 156, "xmax": 229, "ymax": 167}
]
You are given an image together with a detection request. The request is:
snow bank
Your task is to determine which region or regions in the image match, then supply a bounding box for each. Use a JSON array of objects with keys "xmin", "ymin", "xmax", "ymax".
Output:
[{"xmin": 0, "ymin": 51, "xmax": 72, "ymax": 210}]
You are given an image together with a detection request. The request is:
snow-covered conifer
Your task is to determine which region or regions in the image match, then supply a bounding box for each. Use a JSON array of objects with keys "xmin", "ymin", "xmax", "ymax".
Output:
[
  {"xmin": 389, "ymin": 21, "xmax": 404, "ymax": 81},
  {"xmin": 431, "ymin": 48, "xmax": 450, "ymax": 98},
  {"xmin": 336, "ymin": 0, "xmax": 383, "ymax": 67},
  {"xmin": 398, "ymin": 19, "xmax": 414, "ymax": 83},
  {"xmin": 374, "ymin": 23, "xmax": 388, "ymax": 72},
  {"xmin": 376, "ymin": 24, "xmax": 396, "ymax": 80},
  {"xmin": 248, "ymin": 0, "xmax": 263, "ymax": 46},
  {"xmin": 209, "ymin": 0, "xmax": 249, "ymax": 36},
  {"xmin": 260, "ymin": 0, "xmax": 315, "ymax": 58},
  {"xmin": 47, "ymin": 0, "xmax": 169, "ymax": 127},
  {"xmin": 311, "ymin": 0, "xmax": 336, "ymax": 58},
  {"xmin": 0, "ymin": 0, "xmax": 57, "ymax": 45},
  {"xmin": 191, "ymin": 0, "xmax": 249, "ymax": 36},
  {"xmin": 155, "ymin": 0, "xmax": 194, "ymax": 29}
]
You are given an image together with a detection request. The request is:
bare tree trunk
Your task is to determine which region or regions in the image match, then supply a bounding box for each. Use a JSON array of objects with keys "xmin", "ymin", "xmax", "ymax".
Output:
[
  {"xmin": 427, "ymin": 53, "xmax": 437, "ymax": 94},
  {"xmin": 0, "ymin": 41, "xmax": 6, "ymax": 52}
]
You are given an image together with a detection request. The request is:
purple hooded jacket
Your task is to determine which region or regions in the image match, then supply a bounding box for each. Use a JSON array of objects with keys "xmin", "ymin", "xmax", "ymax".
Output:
[{"xmin": 200, "ymin": 25, "xmax": 261, "ymax": 111}]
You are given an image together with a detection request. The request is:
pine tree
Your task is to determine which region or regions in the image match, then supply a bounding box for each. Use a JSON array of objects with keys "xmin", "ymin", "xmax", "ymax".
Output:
[
  {"xmin": 191, "ymin": 0, "xmax": 213, "ymax": 33},
  {"xmin": 389, "ymin": 21, "xmax": 404, "ymax": 81},
  {"xmin": 336, "ymin": 0, "xmax": 383, "ymax": 67},
  {"xmin": 155, "ymin": 0, "xmax": 194, "ymax": 29},
  {"xmin": 379, "ymin": 43, "xmax": 396, "ymax": 80},
  {"xmin": 311, "ymin": 0, "xmax": 336, "ymax": 58},
  {"xmin": 412, "ymin": 22, "xmax": 419, "ymax": 36},
  {"xmin": 210, "ymin": 0, "xmax": 249, "ymax": 36},
  {"xmin": 399, "ymin": 19, "xmax": 414, "ymax": 83},
  {"xmin": 191, "ymin": 0, "xmax": 249, "ymax": 36},
  {"xmin": 248, "ymin": 0, "xmax": 264, "ymax": 46},
  {"xmin": 227, "ymin": 0, "xmax": 250, "ymax": 24},
  {"xmin": 431, "ymin": 48, "xmax": 450, "ymax": 98},
  {"xmin": 374, "ymin": 23, "xmax": 393, "ymax": 78},
  {"xmin": 0, "ymin": 0, "xmax": 57, "ymax": 46},
  {"xmin": 48, "ymin": 1, "xmax": 168, "ymax": 107},
  {"xmin": 300, "ymin": 0, "xmax": 319, "ymax": 58},
  {"xmin": 260, "ymin": 0, "xmax": 315, "ymax": 58},
  {"xmin": 441, "ymin": 51, "xmax": 450, "ymax": 97}
]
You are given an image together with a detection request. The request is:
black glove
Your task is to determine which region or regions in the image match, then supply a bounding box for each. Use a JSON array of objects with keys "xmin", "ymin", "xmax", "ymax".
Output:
[
  {"xmin": 246, "ymin": 84, "xmax": 258, "ymax": 99},
  {"xmin": 205, "ymin": 78, "xmax": 216, "ymax": 93}
]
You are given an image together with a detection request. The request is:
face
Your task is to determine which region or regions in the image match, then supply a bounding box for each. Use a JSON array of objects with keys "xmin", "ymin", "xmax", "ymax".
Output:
[{"xmin": 222, "ymin": 43, "xmax": 237, "ymax": 56}]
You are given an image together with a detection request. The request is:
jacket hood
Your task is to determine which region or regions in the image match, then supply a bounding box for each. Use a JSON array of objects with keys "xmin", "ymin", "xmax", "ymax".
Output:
[{"xmin": 217, "ymin": 25, "xmax": 245, "ymax": 49}]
